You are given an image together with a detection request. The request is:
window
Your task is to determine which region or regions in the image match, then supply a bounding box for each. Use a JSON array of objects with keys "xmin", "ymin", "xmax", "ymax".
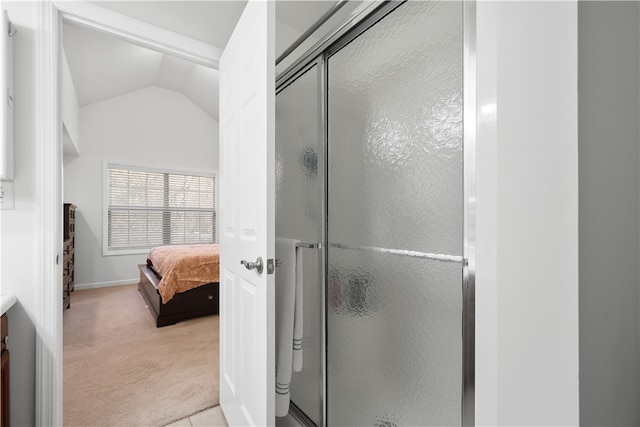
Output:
[{"xmin": 104, "ymin": 163, "xmax": 216, "ymax": 254}]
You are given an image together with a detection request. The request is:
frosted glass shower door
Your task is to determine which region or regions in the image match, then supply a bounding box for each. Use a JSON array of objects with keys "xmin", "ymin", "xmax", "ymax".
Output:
[
  {"xmin": 275, "ymin": 64, "xmax": 322, "ymax": 425},
  {"xmin": 327, "ymin": 1, "xmax": 463, "ymax": 425}
]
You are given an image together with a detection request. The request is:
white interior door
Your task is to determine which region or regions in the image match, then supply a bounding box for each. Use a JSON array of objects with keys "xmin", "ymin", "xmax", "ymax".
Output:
[{"xmin": 219, "ymin": 1, "xmax": 275, "ymax": 425}]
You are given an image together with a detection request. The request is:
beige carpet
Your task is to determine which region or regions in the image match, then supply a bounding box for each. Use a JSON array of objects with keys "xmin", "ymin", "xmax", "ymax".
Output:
[{"xmin": 64, "ymin": 284, "xmax": 219, "ymax": 427}]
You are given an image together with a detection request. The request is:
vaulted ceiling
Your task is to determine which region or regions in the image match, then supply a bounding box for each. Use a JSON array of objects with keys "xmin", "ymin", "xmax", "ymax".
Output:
[
  {"xmin": 63, "ymin": 23, "xmax": 222, "ymax": 119},
  {"xmin": 62, "ymin": 1, "xmax": 358, "ymax": 121}
]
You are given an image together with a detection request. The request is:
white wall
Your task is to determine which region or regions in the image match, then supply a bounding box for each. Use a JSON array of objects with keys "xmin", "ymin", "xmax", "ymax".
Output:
[
  {"xmin": 475, "ymin": 2, "xmax": 579, "ymax": 425},
  {"xmin": 276, "ymin": 19, "xmax": 305, "ymax": 58},
  {"xmin": 62, "ymin": 49, "xmax": 79, "ymax": 155},
  {"xmin": 0, "ymin": 1, "xmax": 40, "ymax": 425},
  {"xmin": 63, "ymin": 86, "xmax": 218, "ymax": 288},
  {"xmin": 578, "ymin": 2, "xmax": 640, "ymax": 425},
  {"xmin": 275, "ymin": 19, "xmax": 315, "ymax": 73}
]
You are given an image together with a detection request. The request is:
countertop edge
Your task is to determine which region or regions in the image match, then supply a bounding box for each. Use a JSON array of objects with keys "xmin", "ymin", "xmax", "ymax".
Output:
[{"xmin": 0, "ymin": 295, "xmax": 17, "ymax": 316}]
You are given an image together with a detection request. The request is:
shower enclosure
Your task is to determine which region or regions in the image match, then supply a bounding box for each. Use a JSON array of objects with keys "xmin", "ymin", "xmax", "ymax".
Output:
[{"xmin": 275, "ymin": 1, "xmax": 472, "ymax": 425}]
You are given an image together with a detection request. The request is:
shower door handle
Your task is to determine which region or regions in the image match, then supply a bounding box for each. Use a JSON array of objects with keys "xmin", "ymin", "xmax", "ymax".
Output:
[{"xmin": 241, "ymin": 257, "xmax": 264, "ymax": 274}]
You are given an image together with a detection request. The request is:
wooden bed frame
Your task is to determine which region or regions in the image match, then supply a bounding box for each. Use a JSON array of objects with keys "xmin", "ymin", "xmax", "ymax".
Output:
[{"xmin": 137, "ymin": 264, "xmax": 219, "ymax": 327}]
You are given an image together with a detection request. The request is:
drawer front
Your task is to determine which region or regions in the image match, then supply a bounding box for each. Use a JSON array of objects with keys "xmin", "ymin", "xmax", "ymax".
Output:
[
  {"xmin": 182, "ymin": 284, "xmax": 219, "ymax": 310},
  {"xmin": 63, "ymin": 257, "xmax": 71, "ymax": 276},
  {"xmin": 66, "ymin": 238, "xmax": 74, "ymax": 252}
]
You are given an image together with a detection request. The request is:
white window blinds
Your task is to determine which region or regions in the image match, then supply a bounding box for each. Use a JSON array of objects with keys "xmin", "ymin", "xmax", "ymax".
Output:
[{"xmin": 106, "ymin": 164, "xmax": 215, "ymax": 252}]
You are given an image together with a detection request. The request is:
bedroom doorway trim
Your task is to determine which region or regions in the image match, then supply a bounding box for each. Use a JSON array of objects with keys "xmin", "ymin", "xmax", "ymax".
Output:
[{"xmin": 36, "ymin": 2, "xmax": 223, "ymax": 424}]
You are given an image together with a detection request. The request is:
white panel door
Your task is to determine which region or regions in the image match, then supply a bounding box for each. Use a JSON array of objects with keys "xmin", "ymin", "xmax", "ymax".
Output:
[{"xmin": 219, "ymin": 0, "xmax": 275, "ymax": 426}]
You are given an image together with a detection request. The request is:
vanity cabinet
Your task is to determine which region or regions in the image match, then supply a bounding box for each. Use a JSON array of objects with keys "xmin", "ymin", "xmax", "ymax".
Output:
[{"xmin": 1, "ymin": 313, "xmax": 9, "ymax": 427}]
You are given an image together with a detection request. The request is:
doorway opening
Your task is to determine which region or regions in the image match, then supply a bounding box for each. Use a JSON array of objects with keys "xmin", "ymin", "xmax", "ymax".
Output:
[{"xmin": 57, "ymin": 5, "xmax": 223, "ymax": 425}]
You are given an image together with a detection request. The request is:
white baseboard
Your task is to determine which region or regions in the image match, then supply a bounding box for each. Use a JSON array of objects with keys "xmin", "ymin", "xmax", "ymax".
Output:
[{"xmin": 74, "ymin": 278, "xmax": 138, "ymax": 291}]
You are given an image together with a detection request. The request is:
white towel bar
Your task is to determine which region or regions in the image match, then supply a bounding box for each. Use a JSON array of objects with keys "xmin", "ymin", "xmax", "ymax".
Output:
[{"xmin": 275, "ymin": 242, "xmax": 321, "ymax": 268}]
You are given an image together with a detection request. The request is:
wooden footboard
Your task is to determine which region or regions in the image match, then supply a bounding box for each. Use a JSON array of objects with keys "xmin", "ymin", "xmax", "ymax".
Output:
[{"xmin": 137, "ymin": 264, "xmax": 219, "ymax": 327}]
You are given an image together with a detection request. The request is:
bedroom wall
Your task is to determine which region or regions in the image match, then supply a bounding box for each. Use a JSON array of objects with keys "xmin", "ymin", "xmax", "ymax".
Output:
[
  {"xmin": 62, "ymin": 49, "xmax": 80, "ymax": 155},
  {"xmin": 63, "ymin": 86, "xmax": 219, "ymax": 288}
]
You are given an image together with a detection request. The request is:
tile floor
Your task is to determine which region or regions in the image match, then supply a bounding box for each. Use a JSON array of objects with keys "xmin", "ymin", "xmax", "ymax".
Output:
[
  {"xmin": 164, "ymin": 405, "xmax": 228, "ymax": 427},
  {"xmin": 164, "ymin": 406, "xmax": 302, "ymax": 427}
]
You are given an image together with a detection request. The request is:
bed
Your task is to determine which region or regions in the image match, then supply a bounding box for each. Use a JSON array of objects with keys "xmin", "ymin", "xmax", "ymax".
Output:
[{"xmin": 137, "ymin": 243, "xmax": 220, "ymax": 327}]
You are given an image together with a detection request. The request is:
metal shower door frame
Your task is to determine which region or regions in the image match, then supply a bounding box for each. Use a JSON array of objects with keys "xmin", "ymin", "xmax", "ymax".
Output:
[
  {"xmin": 276, "ymin": 1, "xmax": 476, "ymax": 425},
  {"xmin": 276, "ymin": 57, "xmax": 327, "ymax": 427}
]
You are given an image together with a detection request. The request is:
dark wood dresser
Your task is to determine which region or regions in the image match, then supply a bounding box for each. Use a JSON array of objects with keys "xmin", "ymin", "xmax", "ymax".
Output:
[
  {"xmin": 1, "ymin": 313, "xmax": 9, "ymax": 427},
  {"xmin": 63, "ymin": 203, "xmax": 76, "ymax": 310}
]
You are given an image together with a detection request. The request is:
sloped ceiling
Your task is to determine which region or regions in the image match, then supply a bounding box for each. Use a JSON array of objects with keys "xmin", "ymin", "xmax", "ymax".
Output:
[
  {"xmin": 63, "ymin": 1, "xmax": 357, "ymax": 122},
  {"xmin": 63, "ymin": 23, "xmax": 220, "ymax": 119}
]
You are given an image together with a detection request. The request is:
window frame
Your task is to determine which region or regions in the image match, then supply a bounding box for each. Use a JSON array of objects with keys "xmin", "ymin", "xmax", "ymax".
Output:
[{"xmin": 102, "ymin": 160, "xmax": 217, "ymax": 256}]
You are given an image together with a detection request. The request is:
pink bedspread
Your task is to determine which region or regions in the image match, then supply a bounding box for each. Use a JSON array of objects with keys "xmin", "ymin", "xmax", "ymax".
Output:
[{"xmin": 147, "ymin": 244, "xmax": 220, "ymax": 303}]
